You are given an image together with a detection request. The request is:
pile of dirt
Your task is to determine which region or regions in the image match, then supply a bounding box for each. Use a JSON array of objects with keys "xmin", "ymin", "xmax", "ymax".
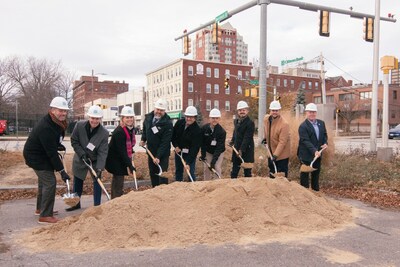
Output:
[{"xmin": 21, "ymin": 177, "xmax": 352, "ymax": 253}]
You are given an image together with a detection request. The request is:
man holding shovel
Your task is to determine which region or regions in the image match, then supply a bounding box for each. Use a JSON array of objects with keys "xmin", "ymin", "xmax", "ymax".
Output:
[
  {"xmin": 67, "ymin": 105, "xmax": 109, "ymax": 210},
  {"xmin": 262, "ymin": 100, "xmax": 290, "ymax": 178},
  {"xmin": 297, "ymin": 103, "xmax": 328, "ymax": 191},
  {"xmin": 139, "ymin": 99, "xmax": 173, "ymax": 187},
  {"xmin": 200, "ymin": 108, "xmax": 226, "ymax": 180},
  {"xmin": 23, "ymin": 97, "xmax": 70, "ymax": 224},
  {"xmin": 172, "ymin": 106, "xmax": 202, "ymax": 182},
  {"xmin": 230, "ymin": 101, "xmax": 255, "ymax": 178}
]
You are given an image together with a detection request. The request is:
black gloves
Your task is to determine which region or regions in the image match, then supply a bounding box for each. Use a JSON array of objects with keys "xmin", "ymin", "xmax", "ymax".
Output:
[
  {"xmin": 261, "ymin": 138, "xmax": 267, "ymax": 145},
  {"xmin": 229, "ymin": 141, "xmax": 234, "ymax": 147},
  {"xmin": 271, "ymin": 155, "xmax": 278, "ymax": 162},
  {"xmin": 96, "ymin": 169, "xmax": 102, "ymax": 179},
  {"xmin": 57, "ymin": 144, "xmax": 66, "ymax": 151},
  {"xmin": 60, "ymin": 169, "xmax": 70, "ymax": 182},
  {"xmin": 128, "ymin": 164, "xmax": 136, "ymax": 174},
  {"xmin": 81, "ymin": 154, "xmax": 89, "ymax": 163},
  {"xmin": 199, "ymin": 155, "xmax": 206, "ymax": 161},
  {"xmin": 210, "ymin": 163, "xmax": 215, "ymax": 170}
]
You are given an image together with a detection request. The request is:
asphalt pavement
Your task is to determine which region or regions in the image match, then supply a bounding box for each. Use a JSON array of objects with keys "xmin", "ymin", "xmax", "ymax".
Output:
[{"xmin": 1, "ymin": 196, "xmax": 399, "ymax": 266}]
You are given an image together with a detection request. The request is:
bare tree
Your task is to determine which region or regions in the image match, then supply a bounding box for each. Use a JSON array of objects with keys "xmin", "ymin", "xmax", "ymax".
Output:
[
  {"xmin": 0, "ymin": 59, "xmax": 17, "ymax": 113},
  {"xmin": 337, "ymin": 97, "xmax": 364, "ymax": 132}
]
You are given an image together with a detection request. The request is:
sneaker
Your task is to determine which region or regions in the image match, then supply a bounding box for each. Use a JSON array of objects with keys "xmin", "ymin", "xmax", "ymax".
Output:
[
  {"xmin": 35, "ymin": 210, "xmax": 59, "ymax": 216},
  {"xmin": 38, "ymin": 216, "xmax": 59, "ymax": 224}
]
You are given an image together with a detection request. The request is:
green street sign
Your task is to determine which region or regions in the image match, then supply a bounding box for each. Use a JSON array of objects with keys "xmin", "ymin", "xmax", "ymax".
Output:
[
  {"xmin": 249, "ymin": 80, "xmax": 259, "ymax": 85},
  {"xmin": 215, "ymin": 11, "xmax": 229, "ymax": 23}
]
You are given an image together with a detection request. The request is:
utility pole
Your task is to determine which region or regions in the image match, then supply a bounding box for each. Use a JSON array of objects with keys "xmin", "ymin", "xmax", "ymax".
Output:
[{"xmin": 320, "ymin": 53, "xmax": 326, "ymax": 104}]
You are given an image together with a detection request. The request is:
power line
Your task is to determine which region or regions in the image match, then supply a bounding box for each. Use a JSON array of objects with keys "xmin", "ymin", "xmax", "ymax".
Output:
[{"xmin": 324, "ymin": 56, "xmax": 364, "ymax": 84}]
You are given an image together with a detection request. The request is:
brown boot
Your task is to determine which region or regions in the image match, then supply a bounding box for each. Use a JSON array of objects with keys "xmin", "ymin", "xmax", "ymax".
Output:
[{"xmin": 38, "ymin": 216, "xmax": 59, "ymax": 224}]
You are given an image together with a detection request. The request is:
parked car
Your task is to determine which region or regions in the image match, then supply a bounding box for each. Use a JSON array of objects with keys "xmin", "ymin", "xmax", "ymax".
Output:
[
  {"xmin": 105, "ymin": 125, "xmax": 116, "ymax": 136},
  {"xmin": 388, "ymin": 124, "xmax": 400, "ymax": 139}
]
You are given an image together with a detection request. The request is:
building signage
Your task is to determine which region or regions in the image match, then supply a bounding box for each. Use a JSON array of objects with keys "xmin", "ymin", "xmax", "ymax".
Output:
[
  {"xmin": 196, "ymin": 63, "xmax": 204, "ymax": 75},
  {"xmin": 280, "ymin": 56, "xmax": 304, "ymax": 66}
]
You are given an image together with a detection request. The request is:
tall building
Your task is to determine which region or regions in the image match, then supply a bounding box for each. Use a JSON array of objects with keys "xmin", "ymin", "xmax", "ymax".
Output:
[
  {"xmin": 72, "ymin": 76, "xmax": 129, "ymax": 120},
  {"xmin": 193, "ymin": 22, "xmax": 248, "ymax": 65},
  {"xmin": 391, "ymin": 67, "xmax": 400, "ymax": 84}
]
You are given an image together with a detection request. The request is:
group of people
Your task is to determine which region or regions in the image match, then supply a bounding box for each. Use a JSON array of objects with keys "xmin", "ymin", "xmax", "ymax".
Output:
[{"xmin": 23, "ymin": 96, "xmax": 327, "ymax": 225}]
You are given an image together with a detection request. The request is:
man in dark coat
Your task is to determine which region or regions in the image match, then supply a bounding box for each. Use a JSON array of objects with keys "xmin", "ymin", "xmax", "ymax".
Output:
[
  {"xmin": 67, "ymin": 105, "xmax": 109, "ymax": 211},
  {"xmin": 139, "ymin": 99, "xmax": 173, "ymax": 187},
  {"xmin": 200, "ymin": 108, "xmax": 226, "ymax": 180},
  {"xmin": 297, "ymin": 103, "xmax": 328, "ymax": 191},
  {"xmin": 106, "ymin": 106, "xmax": 136, "ymax": 198},
  {"xmin": 23, "ymin": 96, "xmax": 71, "ymax": 224},
  {"xmin": 230, "ymin": 101, "xmax": 255, "ymax": 178},
  {"xmin": 171, "ymin": 106, "xmax": 202, "ymax": 182}
]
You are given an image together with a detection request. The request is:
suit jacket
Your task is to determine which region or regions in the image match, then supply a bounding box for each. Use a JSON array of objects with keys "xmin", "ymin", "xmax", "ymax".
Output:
[
  {"xmin": 297, "ymin": 119, "xmax": 328, "ymax": 162},
  {"xmin": 231, "ymin": 116, "xmax": 255, "ymax": 163},
  {"xmin": 201, "ymin": 123, "xmax": 226, "ymax": 165},
  {"xmin": 71, "ymin": 121, "xmax": 109, "ymax": 180},
  {"xmin": 171, "ymin": 118, "xmax": 202, "ymax": 164}
]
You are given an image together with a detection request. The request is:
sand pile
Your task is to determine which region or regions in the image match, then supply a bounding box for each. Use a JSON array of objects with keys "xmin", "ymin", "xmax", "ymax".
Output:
[{"xmin": 22, "ymin": 178, "xmax": 352, "ymax": 253}]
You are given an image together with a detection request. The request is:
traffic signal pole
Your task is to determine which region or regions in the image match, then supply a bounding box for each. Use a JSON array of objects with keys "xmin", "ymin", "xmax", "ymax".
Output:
[{"xmin": 258, "ymin": 0, "xmax": 268, "ymax": 142}]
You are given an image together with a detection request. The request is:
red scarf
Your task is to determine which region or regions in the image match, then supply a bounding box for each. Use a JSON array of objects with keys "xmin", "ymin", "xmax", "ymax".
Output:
[{"xmin": 122, "ymin": 127, "xmax": 136, "ymax": 159}]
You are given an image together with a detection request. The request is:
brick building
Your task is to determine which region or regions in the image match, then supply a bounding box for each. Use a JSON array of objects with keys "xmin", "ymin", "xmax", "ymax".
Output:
[{"xmin": 72, "ymin": 76, "xmax": 129, "ymax": 120}]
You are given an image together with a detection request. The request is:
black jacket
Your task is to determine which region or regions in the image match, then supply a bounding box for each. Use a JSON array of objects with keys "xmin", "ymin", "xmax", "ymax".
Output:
[
  {"xmin": 201, "ymin": 123, "xmax": 226, "ymax": 165},
  {"xmin": 105, "ymin": 125, "xmax": 135, "ymax": 175},
  {"xmin": 171, "ymin": 118, "xmax": 202, "ymax": 164},
  {"xmin": 141, "ymin": 111, "xmax": 173, "ymax": 159},
  {"xmin": 231, "ymin": 116, "xmax": 255, "ymax": 163},
  {"xmin": 297, "ymin": 119, "xmax": 328, "ymax": 162},
  {"xmin": 23, "ymin": 114, "xmax": 65, "ymax": 171}
]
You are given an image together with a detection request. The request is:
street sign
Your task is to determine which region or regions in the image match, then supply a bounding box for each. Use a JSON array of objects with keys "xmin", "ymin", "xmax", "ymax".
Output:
[
  {"xmin": 215, "ymin": 11, "xmax": 229, "ymax": 23},
  {"xmin": 249, "ymin": 80, "xmax": 259, "ymax": 85}
]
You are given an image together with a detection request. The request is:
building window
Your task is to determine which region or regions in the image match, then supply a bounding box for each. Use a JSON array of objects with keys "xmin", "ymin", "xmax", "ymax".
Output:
[
  {"xmin": 225, "ymin": 86, "xmax": 230, "ymax": 95},
  {"xmin": 188, "ymin": 66, "xmax": 194, "ymax": 76},
  {"xmin": 188, "ymin": 99, "xmax": 193, "ymax": 106},
  {"xmin": 391, "ymin": 111, "xmax": 396, "ymax": 119},
  {"xmin": 393, "ymin": 90, "xmax": 397, "ymax": 100},
  {"xmin": 188, "ymin": 82, "xmax": 193, "ymax": 92},
  {"xmin": 290, "ymin": 80, "xmax": 295, "ymax": 89},
  {"xmin": 315, "ymin": 82, "xmax": 319, "ymax": 89},
  {"xmin": 206, "ymin": 100, "xmax": 211, "ymax": 111},
  {"xmin": 214, "ymin": 68, "xmax": 219, "ymax": 78},
  {"xmin": 214, "ymin": 84, "xmax": 219, "ymax": 94},
  {"xmin": 276, "ymin": 79, "xmax": 280, "ymax": 86},
  {"xmin": 308, "ymin": 81, "xmax": 312, "ymax": 89},
  {"xmin": 301, "ymin": 81, "xmax": 306, "ymax": 89},
  {"xmin": 238, "ymin": 85, "xmax": 242, "ymax": 94},
  {"xmin": 206, "ymin": 83, "xmax": 211, "ymax": 94},
  {"xmin": 238, "ymin": 70, "xmax": 242, "ymax": 79},
  {"xmin": 214, "ymin": 100, "xmax": 219, "ymax": 109},
  {"xmin": 225, "ymin": 101, "xmax": 230, "ymax": 111},
  {"xmin": 245, "ymin": 71, "xmax": 250, "ymax": 79},
  {"xmin": 206, "ymin": 67, "xmax": 211, "ymax": 77},
  {"xmin": 360, "ymin": 91, "xmax": 372, "ymax": 99},
  {"xmin": 225, "ymin": 69, "xmax": 230, "ymax": 78},
  {"xmin": 283, "ymin": 79, "xmax": 287, "ymax": 87},
  {"xmin": 339, "ymin": 93, "xmax": 353, "ymax": 101},
  {"xmin": 314, "ymin": 96, "xmax": 322, "ymax": 104},
  {"xmin": 326, "ymin": 95, "xmax": 334, "ymax": 103}
]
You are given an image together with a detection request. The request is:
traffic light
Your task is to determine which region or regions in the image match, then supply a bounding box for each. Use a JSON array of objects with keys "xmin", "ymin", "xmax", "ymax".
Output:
[
  {"xmin": 319, "ymin": 10, "xmax": 330, "ymax": 37},
  {"xmin": 363, "ymin": 17, "xmax": 374, "ymax": 42},
  {"xmin": 336, "ymin": 108, "xmax": 341, "ymax": 114},
  {"xmin": 182, "ymin": 30, "xmax": 191, "ymax": 56},
  {"xmin": 224, "ymin": 77, "xmax": 229, "ymax": 89},
  {"xmin": 97, "ymin": 104, "xmax": 107, "ymax": 109},
  {"xmin": 211, "ymin": 22, "xmax": 222, "ymax": 45}
]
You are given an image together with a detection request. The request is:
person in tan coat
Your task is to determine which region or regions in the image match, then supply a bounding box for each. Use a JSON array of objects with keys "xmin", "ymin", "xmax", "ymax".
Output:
[{"xmin": 262, "ymin": 100, "xmax": 290, "ymax": 177}]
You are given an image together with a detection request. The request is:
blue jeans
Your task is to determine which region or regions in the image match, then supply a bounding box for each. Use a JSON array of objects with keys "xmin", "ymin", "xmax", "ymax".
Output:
[{"xmin": 175, "ymin": 153, "xmax": 196, "ymax": 182}]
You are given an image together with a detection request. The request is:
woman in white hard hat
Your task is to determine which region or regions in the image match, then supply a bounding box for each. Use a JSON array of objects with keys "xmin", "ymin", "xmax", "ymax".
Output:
[
  {"xmin": 262, "ymin": 100, "xmax": 290, "ymax": 178},
  {"xmin": 200, "ymin": 108, "xmax": 226, "ymax": 180},
  {"xmin": 171, "ymin": 105, "xmax": 202, "ymax": 181},
  {"xmin": 105, "ymin": 106, "xmax": 136, "ymax": 198},
  {"xmin": 67, "ymin": 105, "xmax": 109, "ymax": 211},
  {"xmin": 297, "ymin": 103, "xmax": 328, "ymax": 191}
]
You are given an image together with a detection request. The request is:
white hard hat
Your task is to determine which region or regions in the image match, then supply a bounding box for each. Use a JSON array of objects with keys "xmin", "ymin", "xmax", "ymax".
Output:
[
  {"xmin": 120, "ymin": 106, "xmax": 135, "ymax": 116},
  {"xmin": 209, "ymin": 108, "xmax": 221, "ymax": 118},
  {"xmin": 269, "ymin": 100, "xmax": 281, "ymax": 110},
  {"xmin": 237, "ymin": 100, "xmax": 249, "ymax": 110},
  {"xmin": 87, "ymin": 105, "xmax": 103, "ymax": 118},
  {"xmin": 154, "ymin": 99, "xmax": 167, "ymax": 110},
  {"xmin": 184, "ymin": 106, "xmax": 198, "ymax": 116},
  {"xmin": 305, "ymin": 103, "xmax": 318, "ymax": 112},
  {"xmin": 49, "ymin": 97, "xmax": 69, "ymax": 110}
]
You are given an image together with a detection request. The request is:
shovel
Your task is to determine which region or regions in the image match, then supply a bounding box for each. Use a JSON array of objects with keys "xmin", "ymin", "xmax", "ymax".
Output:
[
  {"xmin": 58, "ymin": 152, "xmax": 80, "ymax": 206},
  {"xmin": 300, "ymin": 147, "xmax": 327, "ymax": 173},
  {"xmin": 126, "ymin": 159, "xmax": 138, "ymax": 191},
  {"xmin": 175, "ymin": 151, "xmax": 194, "ymax": 182},
  {"xmin": 228, "ymin": 143, "xmax": 254, "ymax": 169},
  {"xmin": 141, "ymin": 145, "xmax": 173, "ymax": 180},
  {"xmin": 261, "ymin": 142, "xmax": 286, "ymax": 178},
  {"xmin": 199, "ymin": 157, "xmax": 221, "ymax": 179},
  {"xmin": 82, "ymin": 158, "xmax": 111, "ymax": 200}
]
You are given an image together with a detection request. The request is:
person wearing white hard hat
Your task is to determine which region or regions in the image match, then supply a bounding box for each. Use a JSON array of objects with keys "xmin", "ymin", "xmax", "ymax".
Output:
[
  {"xmin": 23, "ymin": 96, "xmax": 71, "ymax": 224},
  {"xmin": 298, "ymin": 103, "xmax": 328, "ymax": 191},
  {"xmin": 262, "ymin": 100, "xmax": 290, "ymax": 178},
  {"xmin": 171, "ymin": 105, "xmax": 202, "ymax": 182},
  {"xmin": 200, "ymin": 108, "xmax": 226, "ymax": 180},
  {"xmin": 106, "ymin": 106, "xmax": 137, "ymax": 198},
  {"xmin": 229, "ymin": 100, "xmax": 255, "ymax": 178},
  {"xmin": 67, "ymin": 105, "xmax": 109, "ymax": 211},
  {"xmin": 139, "ymin": 99, "xmax": 173, "ymax": 187}
]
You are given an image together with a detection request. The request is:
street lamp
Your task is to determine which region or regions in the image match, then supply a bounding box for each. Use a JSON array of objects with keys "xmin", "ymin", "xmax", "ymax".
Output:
[{"xmin": 91, "ymin": 69, "xmax": 107, "ymax": 105}]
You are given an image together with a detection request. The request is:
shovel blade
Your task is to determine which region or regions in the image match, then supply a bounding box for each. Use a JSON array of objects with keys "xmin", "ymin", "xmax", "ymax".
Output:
[{"xmin": 300, "ymin": 164, "xmax": 317, "ymax": 173}]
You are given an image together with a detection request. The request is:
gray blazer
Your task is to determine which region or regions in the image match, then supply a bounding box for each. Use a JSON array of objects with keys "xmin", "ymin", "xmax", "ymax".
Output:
[{"xmin": 71, "ymin": 121, "xmax": 109, "ymax": 180}]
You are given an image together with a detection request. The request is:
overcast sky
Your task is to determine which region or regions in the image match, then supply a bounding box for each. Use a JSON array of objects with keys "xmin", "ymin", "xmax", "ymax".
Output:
[{"xmin": 1, "ymin": 0, "xmax": 399, "ymax": 89}]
